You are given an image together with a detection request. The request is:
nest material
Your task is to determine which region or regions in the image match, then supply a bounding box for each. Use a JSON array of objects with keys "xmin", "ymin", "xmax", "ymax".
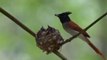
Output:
[{"xmin": 36, "ymin": 26, "xmax": 64, "ymax": 54}]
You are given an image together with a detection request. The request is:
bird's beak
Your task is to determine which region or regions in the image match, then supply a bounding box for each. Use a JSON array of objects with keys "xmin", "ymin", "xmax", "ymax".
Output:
[{"xmin": 55, "ymin": 14, "xmax": 59, "ymax": 16}]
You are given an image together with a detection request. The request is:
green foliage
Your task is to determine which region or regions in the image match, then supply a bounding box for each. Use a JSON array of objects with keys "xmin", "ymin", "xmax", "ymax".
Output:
[{"xmin": 0, "ymin": 0, "xmax": 107, "ymax": 60}]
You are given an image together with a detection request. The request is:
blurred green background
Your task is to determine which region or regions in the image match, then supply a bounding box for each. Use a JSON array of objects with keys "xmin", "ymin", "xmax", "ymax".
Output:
[{"xmin": 0, "ymin": 0, "xmax": 107, "ymax": 60}]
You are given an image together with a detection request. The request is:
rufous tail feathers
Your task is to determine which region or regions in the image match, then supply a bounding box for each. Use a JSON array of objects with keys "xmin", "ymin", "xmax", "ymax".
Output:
[{"xmin": 85, "ymin": 38, "xmax": 106, "ymax": 60}]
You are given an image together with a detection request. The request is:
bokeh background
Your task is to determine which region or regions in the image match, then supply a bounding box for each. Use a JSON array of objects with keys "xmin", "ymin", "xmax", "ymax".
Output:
[{"xmin": 0, "ymin": 0, "xmax": 107, "ymax": 60}]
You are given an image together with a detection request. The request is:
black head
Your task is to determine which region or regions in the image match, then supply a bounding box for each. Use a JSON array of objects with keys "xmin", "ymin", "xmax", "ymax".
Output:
[{"xmin": 55, "ymin": 12, "xmax": 72, "ymax": 23}]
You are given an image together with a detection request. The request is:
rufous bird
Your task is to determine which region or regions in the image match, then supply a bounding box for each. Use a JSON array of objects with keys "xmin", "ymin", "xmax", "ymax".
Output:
[{"xmin": 55, "ymin": 12, "xmax": 105, "ymax": 60}]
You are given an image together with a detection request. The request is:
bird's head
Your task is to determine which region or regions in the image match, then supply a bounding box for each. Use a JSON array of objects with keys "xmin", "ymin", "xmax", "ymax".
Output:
[
  {"xmin": 55, "ymin": 12, "xmax": 71, "ymax": 17},
  {"xmin": 55, "ymin": 12, "xmax": 72, "ymax": 23}
]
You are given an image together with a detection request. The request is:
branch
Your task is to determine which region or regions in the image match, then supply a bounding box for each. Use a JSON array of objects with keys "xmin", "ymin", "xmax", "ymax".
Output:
[
  {"xmin": 0, "ymin": 7, "xmax": 65, "ymax": 60},
  {"xmin": 0, "ymin": 7, "xmax": 35, "ymax": 37},
  {"xmin": 53, "ymin": 51, "xmax": 67, "ymax": 60},
  {"xmin": 60, "ymin": 12, "xmax": 107, "ymax": 45}
]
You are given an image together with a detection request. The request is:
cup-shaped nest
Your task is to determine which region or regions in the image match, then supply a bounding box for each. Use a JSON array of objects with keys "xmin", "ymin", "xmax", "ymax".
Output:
[{"xmin": 36, "ymin": 26, "xmax": 64, "ymax": 54}]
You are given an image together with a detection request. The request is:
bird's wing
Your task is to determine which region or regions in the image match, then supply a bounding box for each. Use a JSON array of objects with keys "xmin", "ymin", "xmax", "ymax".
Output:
[{"xmin": 67, "ymin": 21, "xmax": 90, "ymax": 38}]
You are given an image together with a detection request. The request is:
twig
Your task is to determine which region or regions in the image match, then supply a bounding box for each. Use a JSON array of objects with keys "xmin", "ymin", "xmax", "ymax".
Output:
[
  {"xmin": 53, "ymin": 51, "xmax": 67, "ymax": 60},
  {"xmin": 0, "ymin": 7, "xmax": 65, "ymax": 60},
  {"xmin": 0, "ymin": 7, "xmax": 35, "ymax": 37},
  {"xmin": 60, "ymin": 12, "xmax": 107, "ymax": 45}
]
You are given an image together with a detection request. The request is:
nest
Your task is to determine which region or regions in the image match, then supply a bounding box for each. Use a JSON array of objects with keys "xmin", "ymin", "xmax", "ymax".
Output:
[{"xmin": 36, "ymin": 26, "xmax": 64, "ymax": 54}]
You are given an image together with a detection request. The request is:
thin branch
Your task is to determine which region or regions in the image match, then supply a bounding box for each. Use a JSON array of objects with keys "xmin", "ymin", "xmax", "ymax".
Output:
[
  {"xmin": 60, "ymin": 12, "xmax": 107, "ymax": 45},
  {"xmin": 0, "ymin": 7, "xmax": 35, "ymax": 37},
  {"xmin": 0, "ymin": 7, "xmax": 65, "ymax": 60},
  {"xmin": 85, "ymin": 12, "xmax": 107, "ymax": 31},
  {"xmin": 53, "ymin": 51, "xmax": 67, "ymax": 60}
]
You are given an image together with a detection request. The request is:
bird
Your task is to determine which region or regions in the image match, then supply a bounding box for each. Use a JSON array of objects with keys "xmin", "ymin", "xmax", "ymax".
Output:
[{"xmin": 55, "ymin": 12, "xmax": 105, "ymax": 60}]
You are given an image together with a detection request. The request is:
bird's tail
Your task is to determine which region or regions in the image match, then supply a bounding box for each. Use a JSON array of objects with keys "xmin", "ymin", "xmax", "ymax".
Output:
[{"xmin": 85, "ymin": 38, "xmax": 106, "ymax": 60}]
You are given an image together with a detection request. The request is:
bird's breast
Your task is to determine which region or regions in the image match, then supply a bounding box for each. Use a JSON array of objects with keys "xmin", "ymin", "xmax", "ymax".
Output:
[
  {"xmin": 62, "ymin": 23, "xmax": 79, "ymax": 36},
  {"xmin": 62, "ymin": 23, "xmax": 88, "ymax": 41}
]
